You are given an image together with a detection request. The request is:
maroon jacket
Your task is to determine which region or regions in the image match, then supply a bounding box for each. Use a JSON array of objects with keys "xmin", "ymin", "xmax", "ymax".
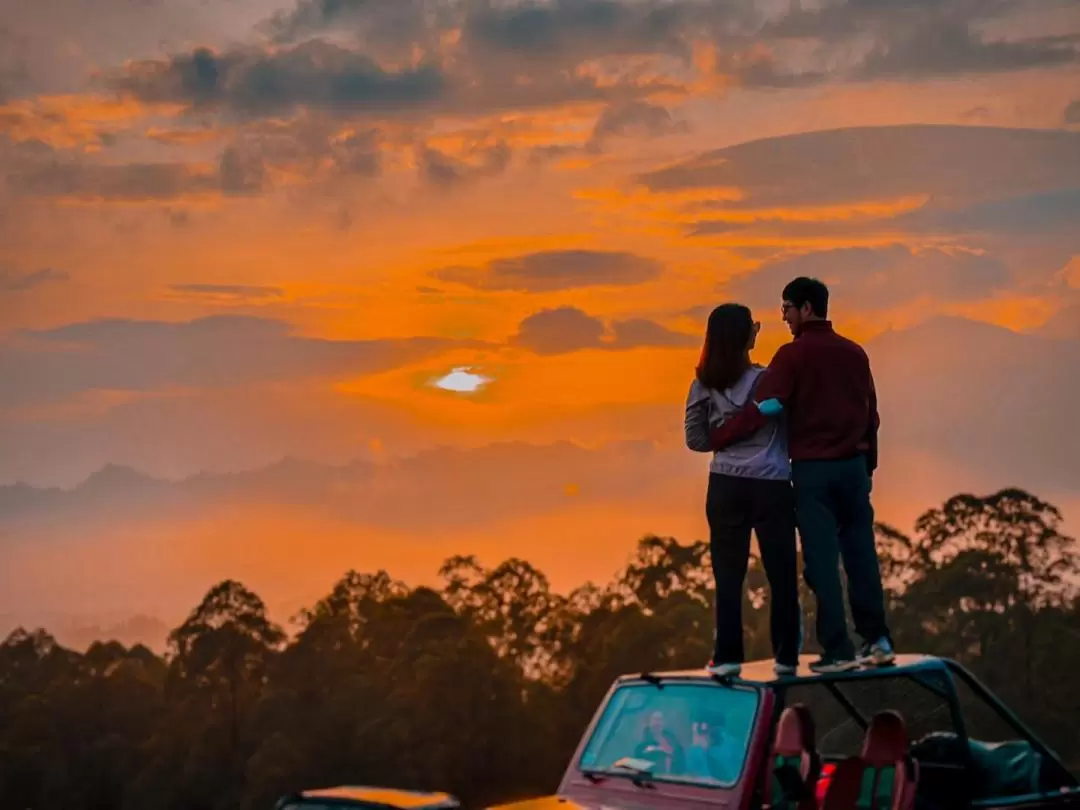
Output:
[{"xmin": 708, "ymin": 321, "xmax": 880, "ymax": 472}]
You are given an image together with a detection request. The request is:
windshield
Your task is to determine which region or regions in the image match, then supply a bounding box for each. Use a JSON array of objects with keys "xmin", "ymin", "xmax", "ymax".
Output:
[{"xmin": 577, "ymin": 681, "xmax": 760, "ymax": 788}]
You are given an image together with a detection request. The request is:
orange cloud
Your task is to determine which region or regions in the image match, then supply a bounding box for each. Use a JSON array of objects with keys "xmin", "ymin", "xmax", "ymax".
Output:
[
  {"xmin": 146, "ymin": 125, "xmax": 231, "ymax": 146},
  {"xmin": 946, "ymin": 294, "xmax": 1059, "ymax": 333},
  {"xmin": 0, "ymin": 95, "xmax": 170, "ymax": 150}
]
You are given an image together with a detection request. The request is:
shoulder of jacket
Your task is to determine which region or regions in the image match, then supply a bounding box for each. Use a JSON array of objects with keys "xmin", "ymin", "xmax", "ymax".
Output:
[
  {"xmin": 773, "ymin": 341, "xmax": 800, "ymax": 360},
  {"xmin": 835, "ymin": 331, "xmax": 870, "ymax": 358},
  {"xmin": 687, "ymin": 377, "xmax": 710, "ymax": 401}
]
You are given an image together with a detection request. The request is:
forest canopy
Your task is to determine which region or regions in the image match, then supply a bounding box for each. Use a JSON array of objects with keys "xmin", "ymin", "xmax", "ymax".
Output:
[{"xmin": 1, "ymin": 487, "xmax": 1077, "ymax": 810}]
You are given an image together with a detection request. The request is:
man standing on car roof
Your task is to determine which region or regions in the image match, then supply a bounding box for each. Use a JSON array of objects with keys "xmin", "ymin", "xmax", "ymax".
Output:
[{"xmin": 707, "ymin": 277, "xmax": 893, "ymax": 674}]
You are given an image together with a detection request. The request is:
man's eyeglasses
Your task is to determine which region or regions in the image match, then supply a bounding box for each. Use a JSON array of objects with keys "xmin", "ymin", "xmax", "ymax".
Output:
[{"xmin": 781, "ymin": 302, "xmax": 796, "ymax": 315}]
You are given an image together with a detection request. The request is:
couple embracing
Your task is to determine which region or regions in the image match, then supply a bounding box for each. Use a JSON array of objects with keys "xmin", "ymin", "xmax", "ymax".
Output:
[{"xmin": 684, "ymin": 276, "xmax": 893, "ymax": 677}]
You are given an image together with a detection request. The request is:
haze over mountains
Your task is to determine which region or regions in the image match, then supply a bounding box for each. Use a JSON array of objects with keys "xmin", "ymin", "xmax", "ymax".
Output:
[{"xmin": 3, "ymin": 315, "xmax": 1078, "ymax": 650}]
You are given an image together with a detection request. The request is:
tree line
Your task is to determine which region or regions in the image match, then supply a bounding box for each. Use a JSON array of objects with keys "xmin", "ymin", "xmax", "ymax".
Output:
[{"xmin": 1, "ymin": 487, "xmax": 1077, "ymax": 810}]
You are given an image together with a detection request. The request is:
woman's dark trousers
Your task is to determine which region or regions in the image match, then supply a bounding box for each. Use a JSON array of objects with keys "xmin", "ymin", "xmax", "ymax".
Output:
[{"xmin": 707, "ymin": 472, "xmax": 801, "ymax": 667}]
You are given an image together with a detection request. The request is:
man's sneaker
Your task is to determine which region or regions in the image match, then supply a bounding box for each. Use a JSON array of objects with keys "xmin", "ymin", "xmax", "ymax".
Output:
[
  {"xmin": 706, "ymin": 660, "xmax": 741, "ymax": 677},
  {"xmin": 858, "ymin": 638, "xmax": 896, "ymax": 666},
  {"xmin": 809, "ymin": 656, "xmax": 858, "ymax": 674},
  {"xmin": 774, "ymin": 662, "xmax": 797, "ymax": 677}
]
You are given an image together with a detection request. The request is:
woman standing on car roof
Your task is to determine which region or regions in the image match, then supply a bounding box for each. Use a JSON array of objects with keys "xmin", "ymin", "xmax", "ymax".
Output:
[{"xmin": 684, "ymin": 303, "xmax": 801, "ymax": 678}]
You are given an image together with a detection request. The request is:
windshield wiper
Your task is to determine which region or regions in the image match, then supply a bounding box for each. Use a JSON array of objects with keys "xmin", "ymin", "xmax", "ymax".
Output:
[{"xmin": 611, "ymin": 757, "xmax": 657, "ymax": 789}]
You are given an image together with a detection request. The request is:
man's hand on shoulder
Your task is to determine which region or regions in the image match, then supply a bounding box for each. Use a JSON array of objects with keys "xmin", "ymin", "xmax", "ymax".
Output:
[{"xmin": 755, "ymin": 398, "xmax": 783, "ymax": 417}]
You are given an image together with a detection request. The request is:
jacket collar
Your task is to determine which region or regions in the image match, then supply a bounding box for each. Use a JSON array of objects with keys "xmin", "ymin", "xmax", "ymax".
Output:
[{"xmin": 796, "ymin": 319, "xmax": 833, "ymax": 337}]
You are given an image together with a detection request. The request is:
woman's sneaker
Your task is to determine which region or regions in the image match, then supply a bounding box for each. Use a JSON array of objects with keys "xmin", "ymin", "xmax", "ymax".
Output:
[
  {"xmin": 706, "ymin": 660, "xmax": 742, "ymax": 677},
  {"xmin": 858, "ymin": 638, "xmax": 895, "ymax": 666},
  {"xmin": 809, "ymin": 655, "xmax": 858, "ymax": 674},
  {"xmin": 774, "ymin": 662, "xmax": 797, "ymax": 677}
]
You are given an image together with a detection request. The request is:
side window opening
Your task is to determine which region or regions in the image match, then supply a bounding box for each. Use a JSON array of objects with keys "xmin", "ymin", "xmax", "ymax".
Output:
[
  {"xmin": 780, "ymin": 670, "xmax": 1078, "ymax": 808},
  {"xmin": 950, "ymin": 668, "xmax": 1076, "ymax": 800}
]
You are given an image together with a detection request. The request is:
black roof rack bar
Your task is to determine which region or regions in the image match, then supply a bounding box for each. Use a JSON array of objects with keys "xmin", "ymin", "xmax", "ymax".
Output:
[{"xmin": 824, "ymin": 681, "xmax": 869, "ymax": 731}]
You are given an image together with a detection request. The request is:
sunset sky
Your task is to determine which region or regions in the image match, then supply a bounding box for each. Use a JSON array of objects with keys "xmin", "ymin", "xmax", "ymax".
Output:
[{"xmin": 2, "ymin": 0, "xmax": 1079, "ymax": 642}]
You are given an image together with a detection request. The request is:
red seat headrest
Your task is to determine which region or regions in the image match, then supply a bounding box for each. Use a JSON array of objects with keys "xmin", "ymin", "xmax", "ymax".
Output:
[
  {"xmin": 775, "ymin": 704, "xmax": 816, "ymax": 756},
  {"xmin": 791, "ymin": 704, "xmax": 817, "ymax": 750},
  {"xmin": 862, "ymin": 710, "xmax": 909, "ymax": 765}
]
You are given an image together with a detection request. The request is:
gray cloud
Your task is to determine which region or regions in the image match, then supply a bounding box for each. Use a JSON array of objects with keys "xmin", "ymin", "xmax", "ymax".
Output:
[
  {"xmin": 638, "ymin": 125, "xmax": 1080, "ymax": 209},
  {"xmin": 856, "ymin": 20, "xmax": 1078, "ymax": 79},
  {"xmin": 610, "ymin": 317, "xmax": 698, "ymax": 348},
  {"xmin": 330, "ymin": 128, "xmax": 381, "ymax": 175},
  {"xmin": 419, "ymin": 141, "xmax": 512, "ymax": 188},
  {"xmin": 220, "ymin": 123, "xmax": 383, "ymax": 185},
  {"xmin": 512, "ymin": 305, "xmax": 695, "ymax": 354},
  {"xmin": 461, "ymin": 0, "xmax": 690, "ymax": 60},
  {"xmin": 1, "ymin": 267, "xmax": 70, "ymax": 292},
  {"xmin": 266, "ymin": 0, "xmax": 375, "ymax": 38},
  {"xmin": 110, "ymin": 35, "xmax": 684, "ymax": 125},
  {"xmin": 718, "ymin": 48, "xmax": 828, "ymax": 89},
  {"xmin": 721, "ymin": 245, "xmax": 1012, "ymax": 313},
  {"xmin": 114, "ymin": 41, "xmax": 446, "ymax": 118},
  {"xmin": 219, "ymin": 145, "xmax": 268, "ymax": 194},
  {"xmin": 7, "ymin": 0, "xmax": 1077, "ymax": 117},
  {"xmin": 513, "ymin": 306, "xmax": 607, "ymax": 354},
  {"xmin": 588, "ymin": 101, "xmax": 687, "ymax": 148},
  {"xmin": 0, "ymin": 0, "xmax": 278, "ymax": 97},
  {"xmin": 0, "ymin": 315, "xmax": 464, "ymax": 407},
  {"xmin": 685, "ymin": 187, "xmax": 1080, "ymax": 245},
  {"xmin": 1066, "ymin": 99, "xmax": 1080, "ymax": 124},
  {"xmin": 679, "ymin": 303, "xmax": 712, "ymax": 321},
  {"xmin": 257, "ymin": 0, "xmax": 817, "ymax": 118},
  {"xmin": 434, "ymin": 249, "xmax": 663, "ymax": 292},
  {"xmin": 763, "ymin": 0, "xmax": 1022, "ymax": 42},
  {"xmin": 2, "ymin": 120, "xmax": 383, "ymax": 200},
  {"xmin": 265, "ymin": 0, "xmax": 443, "ymax": 51},
  {"xmin": 6, "ymin": 158, "xmax": 219, "ymax": 201},
  {"xmin": 901, "ymin": 187, "xmax": 1080, "ymax": 235}
]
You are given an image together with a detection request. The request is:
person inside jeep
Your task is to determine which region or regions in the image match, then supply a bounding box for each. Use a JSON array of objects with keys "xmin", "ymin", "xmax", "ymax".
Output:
[
  {"xmin": 685, "ymin": 715, "xmax": 742, "ymax": 784},
  {"xmin": 633, "ymin": 710, "xmax": 685, "ymax": 775}
]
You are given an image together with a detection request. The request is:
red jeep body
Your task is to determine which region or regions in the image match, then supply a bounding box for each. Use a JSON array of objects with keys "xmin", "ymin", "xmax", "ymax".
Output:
[{"xmin": 490, "ymin": 654, "xmax": 1080, "ymax": 810}]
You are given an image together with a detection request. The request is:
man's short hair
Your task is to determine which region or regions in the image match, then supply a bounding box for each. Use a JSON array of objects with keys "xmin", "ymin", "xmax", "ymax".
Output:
[{"xmin": 782, "ymin": 277, "xmax": 829, "ymax": 318}]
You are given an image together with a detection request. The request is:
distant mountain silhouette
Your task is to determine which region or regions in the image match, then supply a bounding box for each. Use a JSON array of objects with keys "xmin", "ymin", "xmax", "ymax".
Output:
[
  {"xmin": 56, "ymin": 614, "xmax": 172, "ymax": 653},
  {"xmin": 0, "ymin": 438, "xmax": 672, "ymax": 530}
]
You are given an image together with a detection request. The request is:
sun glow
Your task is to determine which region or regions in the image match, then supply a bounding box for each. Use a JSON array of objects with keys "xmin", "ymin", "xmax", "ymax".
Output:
[{"xmin": 431, "ymin": 367, "xmax": 492, "ymax": 393}]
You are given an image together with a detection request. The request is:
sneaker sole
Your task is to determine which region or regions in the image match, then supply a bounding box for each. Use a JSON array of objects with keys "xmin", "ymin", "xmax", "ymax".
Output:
[
  {"xmin": 858, "ymin": 653, "xmax": 896, "ymax": 667},
  {"xmin": 706, "ymin": 665, "xmax": 742, "ymax": 677},
  {"xmin": 810, "ymin": 660, "xmax": 859, "ymax": 674}
]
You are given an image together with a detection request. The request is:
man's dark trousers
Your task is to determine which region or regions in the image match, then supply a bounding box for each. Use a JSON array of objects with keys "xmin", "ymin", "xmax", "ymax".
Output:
[{"xmin": 792, "ymin": 455, "xmax": 890, "ymax": 660}]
